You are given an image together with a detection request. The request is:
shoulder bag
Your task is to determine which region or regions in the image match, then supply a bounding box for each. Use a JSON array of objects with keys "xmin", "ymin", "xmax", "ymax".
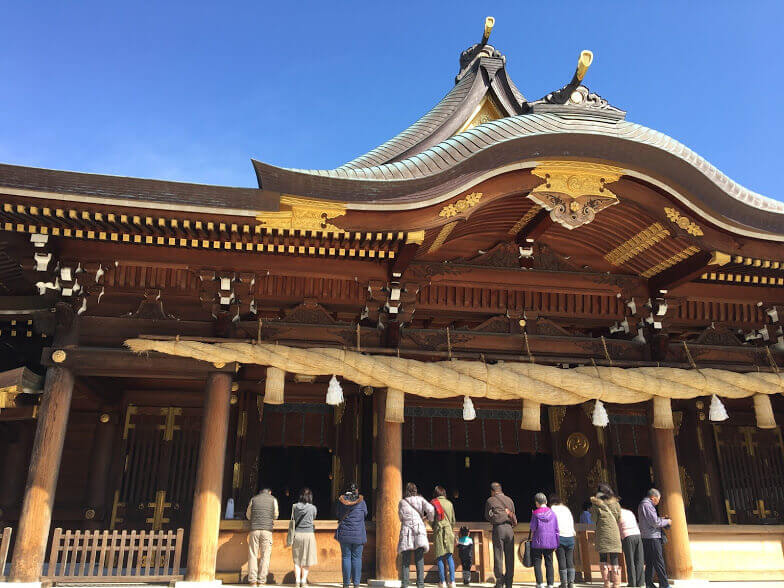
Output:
[{"xmin": 519, "ymin": 529, "xmax": 533, "ymax": 568}]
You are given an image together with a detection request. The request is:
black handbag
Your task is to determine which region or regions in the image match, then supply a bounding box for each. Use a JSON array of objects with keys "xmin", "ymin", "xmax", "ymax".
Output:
[{"xmin": 520, "ymin": 530, "xmax": 533, "ymax": 568}]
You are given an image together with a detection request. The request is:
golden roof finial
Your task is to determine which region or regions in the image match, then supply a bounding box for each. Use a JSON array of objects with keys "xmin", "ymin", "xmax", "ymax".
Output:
[
  {"xmin": 575, "ymin": 50, "xmax": 593, "ymax": 82},
  {"xmin": 482, "ymin": 16, "xmax": 495, "ymax": 44}
]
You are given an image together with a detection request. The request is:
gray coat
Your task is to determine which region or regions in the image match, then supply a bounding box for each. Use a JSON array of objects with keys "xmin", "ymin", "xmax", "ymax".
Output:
[{"xmin": 397, "ymin": 495, "xmax": 435, "ymax": 553}]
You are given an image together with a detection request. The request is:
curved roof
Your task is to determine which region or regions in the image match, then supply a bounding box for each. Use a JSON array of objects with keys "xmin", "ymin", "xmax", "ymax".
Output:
[{"xmin": 253, "ymin": 110, "xmax": 784, "ymax": 236}]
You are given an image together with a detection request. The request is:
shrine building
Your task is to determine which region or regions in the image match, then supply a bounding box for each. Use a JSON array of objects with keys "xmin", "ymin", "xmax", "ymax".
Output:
[{"xmin": 0, "ymin": 17, "xmax": 783, "ymax": 586}]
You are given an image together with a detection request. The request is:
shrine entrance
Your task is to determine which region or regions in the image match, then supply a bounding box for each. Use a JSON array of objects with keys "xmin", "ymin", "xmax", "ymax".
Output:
[{"xmin": 401, "ymin": 403, "xmax": 553, "ymax": 520}]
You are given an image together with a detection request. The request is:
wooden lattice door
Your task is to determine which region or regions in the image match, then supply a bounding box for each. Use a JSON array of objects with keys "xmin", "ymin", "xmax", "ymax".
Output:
[
  {"xmin": 713, "ymin": 424, "xmax": 784, "ymax": 524},
  {"xmin": 110, "ymin": 405, "xmax": 202, "ymax": 531}
]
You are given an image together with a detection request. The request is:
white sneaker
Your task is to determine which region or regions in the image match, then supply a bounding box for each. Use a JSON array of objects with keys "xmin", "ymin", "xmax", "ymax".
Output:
[
  {"xmin": 439, "ymin": 583, "xmax": 447, "ymax": 588},
  {"xmin": 449, "ymin": 583, "xmax": 457, "ymax": 588}
]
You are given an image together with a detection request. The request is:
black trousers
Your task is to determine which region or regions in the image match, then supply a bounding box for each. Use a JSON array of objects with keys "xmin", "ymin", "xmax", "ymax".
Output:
[
  {"xmin": 642, "ymin": 538, "xmax": 669, "ymax": 588},
  {"xmin": 622, "ymin": 535, "xmax": 645, "ymax": 587},
  {"xmin": 532, "ymin": 548, "xmax": 554, "ymax": 586},
  {"xmin": 491, "ymin": 524, "xmax": 515, "ymax": 588}
]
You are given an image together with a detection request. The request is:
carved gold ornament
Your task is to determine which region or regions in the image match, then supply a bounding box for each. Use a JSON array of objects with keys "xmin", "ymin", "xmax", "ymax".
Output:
[
  {"xmin": 641, "ymin": 246, "xmax": 700, "ymax": 278},
  {"xmin": 664, "ymin": 207, "xmax": 704, "ymax": 236},
  {"xmin": 586, "ymin": 459, "xmax": 609, "ymax": 491},
  {"xmin": 256, "ymin": 195, "xmax": 347, "ymax": 233},
  {"xmin": 679, "ymin": 465, "xmax": 695, "ymax": 508},
  {"xmin": 604, "ymin": 223, "xmax": 671, "ymax": 266},
  {"xmin": 457, "ymin": 96, "xmax": 504, "ymax": 134},
  {"xmin": 51, "ymin": 349, "xmax": 67, "ymax": 363},
  {"xmin": 553, "ymin": 460, "xmax": 577, "ymax": 504},
  {"xmin": 428, "ymin": 222, "xmax": 458, "ymax": 253},
  {"xmin": 529, "ymin": 161, "xmax": 623, "ymax": 229},
  {"xmin": 549, "ymin": 406, "xmax": 567, "ymax": 432},
  {"xmin": 566, "ymin": 432, "xmax": 590, "ymax": 457},
  {"xmin": 439, "ymin": 192, "xmax": 483, "ymax": 218}
]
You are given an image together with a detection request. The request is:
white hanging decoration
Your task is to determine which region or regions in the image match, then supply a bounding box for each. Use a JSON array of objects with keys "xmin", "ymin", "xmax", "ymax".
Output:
[
  {"xmin": 326, "ymin": 375, "xmax": 344, "ymax": 406},
  {"xmin": 462, "ymin": 395, "xmax": 476, "ymax": 421},
  {"xmin": 592, "ymin": 399, "xmax": 609, "ymax": 427},
  {"xmin": 709, "ymin": 394, "xmax": 729, "ymax": 422}
]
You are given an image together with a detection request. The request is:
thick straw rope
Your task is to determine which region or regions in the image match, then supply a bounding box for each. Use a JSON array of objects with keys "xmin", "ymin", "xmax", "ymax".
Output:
[{"xmin": 125, "ymin": 339, "xmax": 783, "ymax": 429}]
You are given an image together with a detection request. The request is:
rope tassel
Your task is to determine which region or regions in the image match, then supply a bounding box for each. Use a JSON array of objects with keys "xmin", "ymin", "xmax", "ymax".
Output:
[
  {"xmin": 709, "ymin": 394, "xmax": 729, "ymax": 422},
  {"xmin": 592, "ymin": 399, "xmax": 609, "ymax": 427},
  {"xmin": 326, "ymin": 375, "xmax": 344, "ymax": 406},
  {"xmin": 462, "ymin": 395, "xmax": 476, "ymax": 421}
]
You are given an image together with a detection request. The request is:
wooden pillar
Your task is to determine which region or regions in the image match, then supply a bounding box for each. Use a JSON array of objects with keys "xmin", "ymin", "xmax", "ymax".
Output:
[
  {"xmin": 373, "ymin": 390, "xmax": 402, "ymax": 583},
  {"xmin": 84, "ymin": 412, "xmax": 118, "ymax": 529},
  {"xmin": 9, "ymin": 365, "xmax": 75, "ymax": 582},
  {"xmin": 185, "ymin": 372, "xmax": 232, "ymax": 583},
  {"xmin": 650, "ymin": 427, "xmax": 693, "ymax": 580}
]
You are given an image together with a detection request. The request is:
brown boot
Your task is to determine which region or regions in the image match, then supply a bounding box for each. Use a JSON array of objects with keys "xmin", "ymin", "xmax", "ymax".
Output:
[{"xmin": 600, "ymin": 563, "xmax": 611, "ymax": 588}]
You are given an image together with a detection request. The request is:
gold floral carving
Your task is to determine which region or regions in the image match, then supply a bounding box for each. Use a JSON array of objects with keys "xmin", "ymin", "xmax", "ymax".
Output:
[
  {"xmin": 549, "ymin": 406, "xmax": 567, "ymax": 432},
  {"xmin": 439, "ymin": 192, "xmax": 483, "ymax": 218},
  {"xmin": 679, "ymin": 465, "xmax": 695, "ymax": 508},
  {"xmin": 554, "ymin": 461, "xmax": 577, "ymax": 504},
  {"xmin": 604, "ymin": 223, "xmax": 671, "ymax": 266},
  {"xmin": 640, "ymin": 246, "xmax": 700, "ymax": 278},
  {"xmin": 428, "ymin": 222, "xmax": 458, "ymax": 253},
  {"xmin": 586, "ymin": 459, "xmax": 608, "ymax": 491},
  {"xmin": 507, "ymin": 205, "xmax": 542, "ymax": 235},
  {"xmin": 256, "ymin": 195, "xmax": 347, "ymax": 233},
  {"xmin": 664, "ymin": 207, "xmax": 704, "ymax": 237},
  {"xmin": 529, "ymin": 161, "xmax": 623, "ymax": 229},
  {"xmin": 566, "ymin": 432, "xmax": 590, "ymax": 457}
]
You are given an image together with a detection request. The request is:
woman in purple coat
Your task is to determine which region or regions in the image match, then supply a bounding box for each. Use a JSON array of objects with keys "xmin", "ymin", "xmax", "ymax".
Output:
[{"xmin": 530, "ymin": 493, "xmax": 559, "ymax": 588}]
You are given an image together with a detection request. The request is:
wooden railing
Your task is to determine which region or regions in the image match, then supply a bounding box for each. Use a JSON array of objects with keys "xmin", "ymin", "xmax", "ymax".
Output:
[
  {"xmin": 0, "ymin": 527, "xmax": 11, "ymax": 579},
  {"xmin": 45, "ymin": 528, "xmax": 184, "ymax": 582}
]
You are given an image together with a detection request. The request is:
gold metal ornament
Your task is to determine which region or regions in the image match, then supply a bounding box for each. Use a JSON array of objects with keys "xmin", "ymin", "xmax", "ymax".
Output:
[
  {"xmin": 566, "ymin": 432, "xmax": 590, "ymax": 457},
  {"xmin": 51, "ymin": 349, "xmax": 67, "ymax": 363},
  {"xmin": 529, "ymin": 161, "xmax": 623, "ymax": 229},
  {"xmin": 99, "ymin": 413, "xmax": 110, "ymax": 424},
  {"xmin": 439, "ymin": 192, "xmax": 483, "ymax": 218}
]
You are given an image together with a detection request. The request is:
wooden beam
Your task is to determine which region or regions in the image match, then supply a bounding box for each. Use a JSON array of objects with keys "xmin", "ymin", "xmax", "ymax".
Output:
[
  {"xmin": 389, "ymin": 232, "xmax": 423, "ymax": 281},
  {"xmin": 0, "ymin": 293, "xmax": 58, "ymax": 315},
  {"xmin": 649, "ymin": 251, "xmax": 728, "ymax": 295},
  {"xmin": 514, "ymin": 208, "xmax": 554, "ymax": 245},
  {"xmin": 41, "ymin": 347, "xmax": 238, "ymax": 378}
]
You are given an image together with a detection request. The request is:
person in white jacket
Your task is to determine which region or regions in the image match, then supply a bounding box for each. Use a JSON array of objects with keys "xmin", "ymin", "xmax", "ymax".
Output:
[
  {"xmin": 550, "ymin": 494, "xmax": 576, "ymax": 588},
  {"xmin": 398, "ymin": 482, "xmax": 435, "ymax": 588}
]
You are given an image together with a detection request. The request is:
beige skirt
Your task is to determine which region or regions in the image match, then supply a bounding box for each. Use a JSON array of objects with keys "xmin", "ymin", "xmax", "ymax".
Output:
[{"xmin": 292, "ymin": 531, "xmax": 318, "ymax": 566}]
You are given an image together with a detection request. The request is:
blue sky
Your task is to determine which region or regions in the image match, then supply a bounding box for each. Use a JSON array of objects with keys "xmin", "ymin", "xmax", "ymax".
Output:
[{"xmin": 1, "ymin": 1, "xmax": 781, "ymax": 200}]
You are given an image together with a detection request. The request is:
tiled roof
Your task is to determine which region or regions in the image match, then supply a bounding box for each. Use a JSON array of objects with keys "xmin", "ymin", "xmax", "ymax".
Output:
[{"xmin": 0, "ymin": 164, "xmax": 277, "ymax": 213}]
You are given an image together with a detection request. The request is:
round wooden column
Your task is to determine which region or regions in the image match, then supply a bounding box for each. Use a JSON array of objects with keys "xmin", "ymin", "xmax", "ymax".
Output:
[
  {"xmin": 373, "ymin": 390, "xmax": 402, "ymax": 583},
  {"xmin": 651, "ymin": 427, "xmax": 693, "ymax": 580},
  {"xmin": 9, "ymin": 365, "xmax": 75, "ymax": 583},
  {"xmin": 185, "ymin": 372, "xmax": 232, "ymax": 583}
]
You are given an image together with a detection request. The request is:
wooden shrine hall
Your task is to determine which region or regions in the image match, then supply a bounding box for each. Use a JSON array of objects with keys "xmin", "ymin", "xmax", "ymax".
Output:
[{"xmin": 0, "ymin": 17, "xmax": 783, "ymax": 586}]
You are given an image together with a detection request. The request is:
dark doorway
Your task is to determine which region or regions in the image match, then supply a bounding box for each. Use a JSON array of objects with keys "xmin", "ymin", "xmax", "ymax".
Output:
[
  {"xmin": 403, "ymin": 450, "xmax": 554, "ymax": 521},
  {"xmin": 614, "ymin": 456, "xmax": 653, "ymax": 510},
  {"xmin": 257, "ymin": 446, "xmax": 333, "ymax": 517}
]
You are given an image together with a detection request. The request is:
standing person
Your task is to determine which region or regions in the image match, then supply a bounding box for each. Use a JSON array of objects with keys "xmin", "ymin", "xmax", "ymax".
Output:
[
  {"xmin": 398, "ymin": 482, "xmax": 435, "ymax": 588},
  {"xmin": 335, "ymin": 483, "xmax": 368, "ymax": 588},
  {"xmin": 457, "ymin": 527, "xmax": 474, "ymax": 586},
  {"xmin": 484, "ymin": 482, "xmax": 517, "ymax": 588},
  {"xmin": 246, "ymin": 488, "xmax": 279, "ymax": 587},
  {"xmin": 579, "ymin": 501, "xmax": 593, "ymax": 525},
  {"xmin": 590, "ymin": 484, "xmax": 623, "ymax": 588},
  {"xmin": 638, "ymin": 489, "xmax": 671, "ymax": 588},
  {"xmin": 530, "ymin": 493, "xmax": 559, "ymax": 588},
  {"xmin": 619, "ymin": 505, "xmax": 644, "ymax": 587},
  {"xmin": 549, "ymin": 494, "xmax": 576, "ymax": 588},
  {"xmin": 290, "ymin": 488, "xmax": 318, "ymax": 588},
  {"xmin": 431, "ymin": 486, "xmax": 457, "ymax": 588}
]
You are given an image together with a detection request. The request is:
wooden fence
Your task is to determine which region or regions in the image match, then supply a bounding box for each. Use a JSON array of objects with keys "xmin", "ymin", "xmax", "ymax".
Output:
[{"xmin": 45, "ymin": 528, "xmax": 184, "ymax": 582}]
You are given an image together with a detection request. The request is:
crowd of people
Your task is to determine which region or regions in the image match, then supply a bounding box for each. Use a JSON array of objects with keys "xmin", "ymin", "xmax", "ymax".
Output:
[{"xmin": 244, "ymin": 481, "xmax": 672, "ymax": 588}]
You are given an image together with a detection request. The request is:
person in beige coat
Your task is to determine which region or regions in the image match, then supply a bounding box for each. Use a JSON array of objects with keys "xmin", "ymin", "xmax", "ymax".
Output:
[{"xmin": 590, "ymin": 484, "xmax": 622, "ymax": 588}]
